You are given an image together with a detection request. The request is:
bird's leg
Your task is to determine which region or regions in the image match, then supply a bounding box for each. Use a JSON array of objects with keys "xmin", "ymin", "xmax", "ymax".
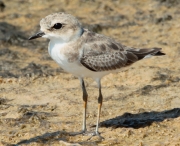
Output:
[
  {"xmin": 87, "ymin": 79, "xmax": 104, "ymax": 140},
  {"xmin": 81, "ymin": 78, "xmax": 88, "ymax": 132},
  {"xmin": 95, "ymin": 85, "xmax": 103, "ymax": 135},
  {"xmin": 70, "ymin": 78, "xmax": 88, "ymax": 136}
]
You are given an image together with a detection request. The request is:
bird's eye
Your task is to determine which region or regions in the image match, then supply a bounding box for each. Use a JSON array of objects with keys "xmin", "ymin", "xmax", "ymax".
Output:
[{"xmin": 53, "ymin": 23, "xmax": 63, "ymax": 29}]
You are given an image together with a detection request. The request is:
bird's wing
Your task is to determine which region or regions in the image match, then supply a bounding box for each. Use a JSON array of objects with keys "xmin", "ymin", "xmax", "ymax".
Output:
[{"xmin": 79, "ymin": 30, "xmax": 138, "ymax": 72}]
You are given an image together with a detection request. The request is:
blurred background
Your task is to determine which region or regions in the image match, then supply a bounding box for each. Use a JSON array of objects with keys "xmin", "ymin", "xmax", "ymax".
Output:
[{"xmin": 0, "ymin": 0, "xmax": 180, "ymax": 145}]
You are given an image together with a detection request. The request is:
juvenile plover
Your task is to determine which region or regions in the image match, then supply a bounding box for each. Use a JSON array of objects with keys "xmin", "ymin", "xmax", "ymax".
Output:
[{"xmin": 29, "ymin": 12, "xmax": 165, "ymax": 139}]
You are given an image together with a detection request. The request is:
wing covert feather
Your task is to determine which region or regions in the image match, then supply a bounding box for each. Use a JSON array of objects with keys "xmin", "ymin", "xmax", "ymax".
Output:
[{"xmin": 79, "ymin": 30, "xmax": 138, "ymax": 71}]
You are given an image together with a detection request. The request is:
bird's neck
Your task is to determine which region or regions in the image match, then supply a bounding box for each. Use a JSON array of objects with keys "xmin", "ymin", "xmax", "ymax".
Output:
[{"xmin": 50, "ymin": 27, "xmax": 84, "ymax": 45}]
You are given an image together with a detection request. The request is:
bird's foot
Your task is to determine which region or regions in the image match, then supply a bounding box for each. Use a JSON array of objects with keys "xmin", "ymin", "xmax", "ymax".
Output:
[
  {"xmin": 69, "ymin": 130, "xmax": 104, "ymax": 141},
  {"xmin": 69, "ymin": 130, "xmax": 86, "ymax": 136},
  {"xmin": 86, "ymin": 131, "xmax": 104, "ymax": 141}
]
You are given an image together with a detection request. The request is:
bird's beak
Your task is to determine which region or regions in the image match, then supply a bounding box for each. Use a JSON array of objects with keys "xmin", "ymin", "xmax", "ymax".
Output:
[{"xmin": 28, "ymin": 31, "xmax": 45, "ymax": 40}]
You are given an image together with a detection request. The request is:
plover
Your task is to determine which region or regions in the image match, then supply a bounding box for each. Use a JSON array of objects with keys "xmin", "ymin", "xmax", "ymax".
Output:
[{"xmin": 29, "ymin": 12, "xmax": 165, "ymax": 139}]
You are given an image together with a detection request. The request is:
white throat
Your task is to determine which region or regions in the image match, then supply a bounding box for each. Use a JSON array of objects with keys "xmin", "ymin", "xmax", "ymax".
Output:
[{"xmin": 42, "ymin": 27, "xmax": 84, "ymax": 44}]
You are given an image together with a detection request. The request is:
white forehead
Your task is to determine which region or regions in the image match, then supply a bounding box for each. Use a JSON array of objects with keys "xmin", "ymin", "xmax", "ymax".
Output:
[{"xmin": 40, "ymin": 12, "xmax": 80, "ymax": 28}]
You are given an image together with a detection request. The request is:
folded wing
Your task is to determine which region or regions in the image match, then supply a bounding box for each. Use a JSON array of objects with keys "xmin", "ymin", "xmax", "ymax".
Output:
[{"xmin": 80, "ymin": 30, "xmax": 165, "ymax": 72}]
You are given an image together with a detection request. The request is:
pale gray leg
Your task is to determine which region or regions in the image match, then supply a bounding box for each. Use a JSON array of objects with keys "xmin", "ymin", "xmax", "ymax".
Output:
[
  {"xmin": 69, "ymin": 77, "xmax": 88, "ymax": 136},
  {"xmin": 87, "ymin": 78, "xmax": 104, "ymax": 140},
  {"xmin": 80, "ymin": 78, "xmax": 88, "ymax": 132},
  {"xmin": 95, "ymin": 83, "xmax": 103, "ymax": 135}
]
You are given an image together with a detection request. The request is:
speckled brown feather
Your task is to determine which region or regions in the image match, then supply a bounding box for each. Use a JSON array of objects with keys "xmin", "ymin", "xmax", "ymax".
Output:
[{"xmin": 80, "ymin": 30, "xmax": 164, "ymax": 72}]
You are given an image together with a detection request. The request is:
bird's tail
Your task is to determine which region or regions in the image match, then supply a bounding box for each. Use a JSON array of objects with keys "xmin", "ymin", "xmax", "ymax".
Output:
[{"xmin": 127, "ymin": 47, "xmax": 165, "ymax": 60}]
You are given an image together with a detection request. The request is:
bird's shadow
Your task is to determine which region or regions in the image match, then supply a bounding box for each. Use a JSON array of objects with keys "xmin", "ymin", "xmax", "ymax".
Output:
[
  {"xmin": 99, "ymin": 108, "xmax": 180, "ymax": 129},
  {"xmin": 7, "ymin": 108, "xmax": 180, "ymax": 145}
]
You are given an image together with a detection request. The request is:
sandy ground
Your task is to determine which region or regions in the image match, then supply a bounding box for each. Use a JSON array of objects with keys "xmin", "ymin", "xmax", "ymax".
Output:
[{"xmin": 0, "ymin": 0, "xmax": 180, "ymax": 145}]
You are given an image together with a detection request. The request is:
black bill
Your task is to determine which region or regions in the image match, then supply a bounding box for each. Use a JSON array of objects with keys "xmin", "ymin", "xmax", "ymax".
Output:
[{"xmin": 28, "ymin": 31, "xmax": 45, "ymax": 40}]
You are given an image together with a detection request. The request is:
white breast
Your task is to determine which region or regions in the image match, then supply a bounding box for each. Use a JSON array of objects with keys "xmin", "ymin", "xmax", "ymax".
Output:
[
  {"xmin": 48, "ymin": 41, "xmax": 77, "ymax": 72},
  {"xmin": 48, "ymin": 40, "xmax": 111, "ymax": 79}
]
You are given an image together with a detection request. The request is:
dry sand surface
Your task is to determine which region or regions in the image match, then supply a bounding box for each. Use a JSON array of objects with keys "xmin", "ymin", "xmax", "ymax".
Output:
[{"xmin": 0, "ymin": 0, "xmax": 180, "ymax": 145}]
